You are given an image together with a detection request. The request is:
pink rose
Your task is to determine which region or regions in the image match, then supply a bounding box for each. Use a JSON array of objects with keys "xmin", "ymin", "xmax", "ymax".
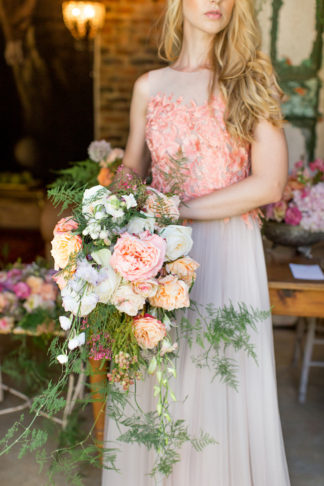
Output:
[
  {"xmin": 143, "ymin": 189, "xmax": 180, "ymax": 222},
  {"xmin": 13, "ymin": 282, "xmax": 31, "ymax": 299},
  {"xmin": 132, "ymin": 314, "xmax": 166, "ymax": 350},
  {"xmin": 54, "ymin": 217, "xmax": 79, "ymax": 235},
  {"xmin": 285, "ymin": 206, "xmax": 302, "ymax": 226},
  {"xmin": 110, "ymin": 231, "xmax": 166, "ymax": 282}
]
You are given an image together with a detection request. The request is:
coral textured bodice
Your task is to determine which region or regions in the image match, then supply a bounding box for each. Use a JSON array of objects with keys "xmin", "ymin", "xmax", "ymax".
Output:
[{"xmin": 145, "ymin": 67, "xmax": 260, "ymax": 226}]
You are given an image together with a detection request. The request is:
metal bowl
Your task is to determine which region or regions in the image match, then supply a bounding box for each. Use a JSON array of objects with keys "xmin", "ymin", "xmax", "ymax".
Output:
[{"xmin": 262, "ymin": 221, "xmax": 324, "ymax": 247}]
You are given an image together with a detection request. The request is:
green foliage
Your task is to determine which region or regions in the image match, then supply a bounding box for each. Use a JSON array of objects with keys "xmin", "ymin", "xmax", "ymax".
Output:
[{"xmin": 180, "ymin": 301, "xmax": 269, "ymax": 389}]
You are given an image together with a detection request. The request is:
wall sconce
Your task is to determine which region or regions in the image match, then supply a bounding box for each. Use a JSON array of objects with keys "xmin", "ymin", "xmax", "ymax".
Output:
[{"xmin": 62, "ymin": 1, "xmax": 106, "ymax": 40}]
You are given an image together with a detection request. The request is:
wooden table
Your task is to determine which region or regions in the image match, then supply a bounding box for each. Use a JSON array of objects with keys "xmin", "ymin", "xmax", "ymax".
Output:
[
  {"xmin": 267, "ymin": 258, "xmax": 324, "ymax": 403},
  {"xmin": 267, "ymin": 260, "xmax": 324, "ymax": 318}
]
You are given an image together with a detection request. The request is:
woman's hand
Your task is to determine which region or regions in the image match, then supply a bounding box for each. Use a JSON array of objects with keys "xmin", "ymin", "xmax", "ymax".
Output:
[{"xmin": 178, "ymin": 119, "xmax": 288, "ymax": 221}]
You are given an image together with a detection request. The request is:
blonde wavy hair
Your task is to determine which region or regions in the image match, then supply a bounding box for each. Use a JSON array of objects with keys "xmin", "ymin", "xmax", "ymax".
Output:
[{"xmin": 159, "ymin": 0, "xmax": 284, "ymax": 143}]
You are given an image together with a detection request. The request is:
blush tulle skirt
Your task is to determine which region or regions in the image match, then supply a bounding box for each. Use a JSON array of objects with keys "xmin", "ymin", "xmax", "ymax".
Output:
[{"xmin": 102, "ymin": 217, "xmax": 291, "ymax": 486}]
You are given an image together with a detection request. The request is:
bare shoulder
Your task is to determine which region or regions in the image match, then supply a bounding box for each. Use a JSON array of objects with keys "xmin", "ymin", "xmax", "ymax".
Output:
[{"xmin": 253, "ymin": 119, "xmax": 286, "ymax": 144}]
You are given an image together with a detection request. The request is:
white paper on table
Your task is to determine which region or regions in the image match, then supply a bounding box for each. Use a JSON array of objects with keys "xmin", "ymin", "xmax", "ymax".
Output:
[{"xmin": 289, "ymin": 263, "xmax": 324, "ymax": 281}]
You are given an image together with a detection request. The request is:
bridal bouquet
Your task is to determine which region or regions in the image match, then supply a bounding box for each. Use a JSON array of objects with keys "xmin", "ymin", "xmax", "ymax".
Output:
[
  {"xmin": 51, "ymin": 179, "xmax": 197, "ymax": 400},
  {"xmin": 1, "ymin": 141, "xmax": 267, "ymax": 483}
]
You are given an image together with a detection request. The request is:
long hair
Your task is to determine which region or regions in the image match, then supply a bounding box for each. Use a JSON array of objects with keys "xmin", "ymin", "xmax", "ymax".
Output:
[{"xmin": 159, "ymin": 0, "xmax": 284, "ymax": 143}]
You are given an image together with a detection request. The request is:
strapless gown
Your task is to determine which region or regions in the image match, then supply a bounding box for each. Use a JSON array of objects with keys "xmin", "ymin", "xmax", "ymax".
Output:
[{"xmin": 102, "ymin": 67, "xmax": 291, "ymax": 486}]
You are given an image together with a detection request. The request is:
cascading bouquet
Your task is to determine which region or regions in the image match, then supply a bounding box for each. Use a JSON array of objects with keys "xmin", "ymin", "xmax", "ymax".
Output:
[{"xmin": 0, "ymin": 141, "xmax": 268, "ymax": 483}]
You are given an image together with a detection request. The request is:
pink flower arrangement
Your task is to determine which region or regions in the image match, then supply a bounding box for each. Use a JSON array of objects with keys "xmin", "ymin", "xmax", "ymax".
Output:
[
  {"xmin": 264, "ymin": 159, "xmax": 324, "ymax": 232},
  {"xmin": 0, "ymin": 261, "xmax": 61, "ymax": 333}
]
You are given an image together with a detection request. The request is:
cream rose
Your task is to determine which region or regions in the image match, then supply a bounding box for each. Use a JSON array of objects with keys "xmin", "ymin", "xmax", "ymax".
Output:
[
  {"xmin": 51, "ymin": 232, "xmax": 82, "ymax": 270},
  {"xmin": 94, "ymin": 266, "xmax": 121, "ymax": 304},
  {"xmin": 159, "ymin": 225, "xmax": 193, "ymax": 261},
  {"xmin": 111, "ymin": 284, "xmax": 145, "ymax": 316},
  {"xmin": 26, "ymin": 275, "xmax": 44, "ymax": 294},
  {"xmin": 166, "ymin": 256, "xmax": 199, "ymax": 286},
  {"xmin": 132, "ymin": 279, "xmax": 158, "ymax": 298},
  {"xmin": 149, "ymin": 275, "xmax": 190, "ymax": 310},
  {"xmin": 132, "ymin": 314, "xmax": 166, "ymax": 350}
]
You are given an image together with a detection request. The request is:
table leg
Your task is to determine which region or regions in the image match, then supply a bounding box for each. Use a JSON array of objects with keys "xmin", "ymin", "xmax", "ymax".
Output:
[
  {"xmin": 292, "ymin": 317, "xmax": 305, "ymax": 366},
  {"xmin": 89, "ymin": 358, "xmax": 108, "ymax": 445},
  {"xmin": 299, "ymin": 317, "xmax": 316, "ymax": 403}
]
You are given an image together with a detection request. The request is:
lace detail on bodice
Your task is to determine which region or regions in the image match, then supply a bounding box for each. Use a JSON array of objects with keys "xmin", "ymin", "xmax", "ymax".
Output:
[{"xmin": 144, "ymin": 68, "xmax": 261, "ymax": 227}]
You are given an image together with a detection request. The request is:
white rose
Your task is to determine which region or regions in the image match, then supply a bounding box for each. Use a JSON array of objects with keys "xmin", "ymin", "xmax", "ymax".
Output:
[
  {"xmin": 127, "ymin": 214, "xmax": 155, "ymax": 235},
  {"xmin": 59, "ymin": 316, "xmax": 72, "ymax": 331},
  {"xmin": 95, "ymin": 266, "xmax": 121, "ymax": 304},
  {"xmin": 91, "ymin": 248, "xmax": 112, "ymax": 267},
  {"xmin": 122, "ymin": 193, "xmax": 137, "ymax": 209},
  {"xmin": 82, "ymin": 185, "xmax": 110, "ymax": 218},
  {"xmin": 57, "ymin": 354, "xmax": 68, "ymax": 364},
  {"xmin": 112, "ymin": 284, "xmax": 145, "ymax": 316},
  {"xmin": 159, "ymin": 225, "xmax": 193, "ymax": 261},
  {"xmin": 104, "ymin": 195, "xmax": 125, "ymax": 219}
]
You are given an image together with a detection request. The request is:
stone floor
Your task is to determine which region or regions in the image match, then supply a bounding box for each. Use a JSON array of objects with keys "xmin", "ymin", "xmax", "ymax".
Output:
[{"xmin": 0, "ymin": 326, "xmax": 323, "ymax": 485}]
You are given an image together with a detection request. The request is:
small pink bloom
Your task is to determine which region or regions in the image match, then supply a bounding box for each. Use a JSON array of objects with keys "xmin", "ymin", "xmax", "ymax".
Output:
[
  {"xmin": 294, "ymin": 160, "xmax": 304, "ymax": 169},
  {"xmin": 54, "ymin": 217, "xmax": 79, "ymax": 235},
  {"xmin": 285, "ymin": 206, "xmax": 302, "ymax": 226},
  {"xmin": 39, "ymin": 282, "xmax": 58, "ymax": 301},
  {"xmin": 0, "ymin": 317, "xmax": 14, "ymax": 331},
  {"xmin": 13, "ymin": 282, "xmax": 31, "ymax": 299}
]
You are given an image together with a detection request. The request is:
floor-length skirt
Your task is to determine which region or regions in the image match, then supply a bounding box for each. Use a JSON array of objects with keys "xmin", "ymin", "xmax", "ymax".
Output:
[{"xmin": 102, "ymin": 217, "xmax": 291, "ymax": 486}]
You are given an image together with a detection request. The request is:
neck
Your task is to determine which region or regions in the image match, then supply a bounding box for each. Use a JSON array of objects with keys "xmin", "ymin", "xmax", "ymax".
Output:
[{"xmin": 173, "ymin": 22, "xmax": 215, "ymax": 71}]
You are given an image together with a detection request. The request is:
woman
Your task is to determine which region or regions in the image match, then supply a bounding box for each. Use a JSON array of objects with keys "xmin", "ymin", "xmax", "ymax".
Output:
[{"xmin": 102, "ymin": 0, "xmax": 291, "ymax": 484}]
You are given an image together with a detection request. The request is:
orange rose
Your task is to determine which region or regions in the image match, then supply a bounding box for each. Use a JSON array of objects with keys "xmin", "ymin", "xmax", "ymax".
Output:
[
  {"xmin": 51, "ymin": 232, "xmax": 82, "ymax": 270},
  {"xmin": 149, "ymin": 275, "xmax": 189, "ymax": 311},
  {"xmin": 166, "ymin": 256, "xmax": 199, "ymax": 286},
  {"xmin": 97, "ymin": 167, "xmax": 114, "ymax": 186},
  {"xmin": 132, "ymin": 314, "xmax": 166, "ymax": 349}
]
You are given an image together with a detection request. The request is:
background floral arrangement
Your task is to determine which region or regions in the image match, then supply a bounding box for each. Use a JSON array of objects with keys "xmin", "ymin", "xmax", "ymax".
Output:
[
  {"xmin": 0, "ymin": 260, "xmax": 61, "ymax": 334},
  {"xmin": 264, "ymin": 158, "xmax": 324, "ymax": 232}
]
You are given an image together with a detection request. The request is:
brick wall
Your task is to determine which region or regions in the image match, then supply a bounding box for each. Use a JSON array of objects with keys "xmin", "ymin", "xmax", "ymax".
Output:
[{"xmin": 96, "ymin": 0, "xmax": 165, "ymax": 146}]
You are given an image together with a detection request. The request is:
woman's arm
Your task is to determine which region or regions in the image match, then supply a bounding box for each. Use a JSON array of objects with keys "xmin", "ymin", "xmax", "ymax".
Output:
[
  {"xmin": 121, "ymin": 73, "xmax": 151, "ymax": 178},
  {"xmin": 180, "ymin": 120, "xmax": 288, "ymax": 220}
]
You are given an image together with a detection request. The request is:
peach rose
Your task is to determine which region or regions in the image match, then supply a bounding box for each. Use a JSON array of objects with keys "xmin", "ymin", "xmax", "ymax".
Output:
[
  {"xmin": 132, "ymin": 279, "xmax": 158, "ymax": 298},
  {"xmin": 283, "ymin": 180, "xmax": 304, "ymax": 201},
  {"xmin": 144, "ymin": 189, "xmax": 180, "ymax": 222},
  {"xmin": 110, "ymin": 231, "xmax": 166, "ymax": 282},
  {"xmin": 97, "ymin": 167, "xmax": 114, "ymax": 186},
  {"xmin": 51, "ymin": 232, "xmax": 82, "ymax": 270},
  {"xmin": 26, "ymin": 275, "xmax": 43, "ymax": 294},
  {"xmin": 132, "ymin": 314, "xmax": 166, "ymax": 350},
  {"xmin": 149, "ymin": 275, "xmax": 190, "ymax": 311},
  {"xmin": 54, "ymin": 217, "xmax": 79, "ymax": 235},
  {"xmin": 166, "ymin": 256, "xmax": 200, "ymax": 286},
  {"xmin": 0, "ymin": 317, "xmax": 14, "ymax": 332}
]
